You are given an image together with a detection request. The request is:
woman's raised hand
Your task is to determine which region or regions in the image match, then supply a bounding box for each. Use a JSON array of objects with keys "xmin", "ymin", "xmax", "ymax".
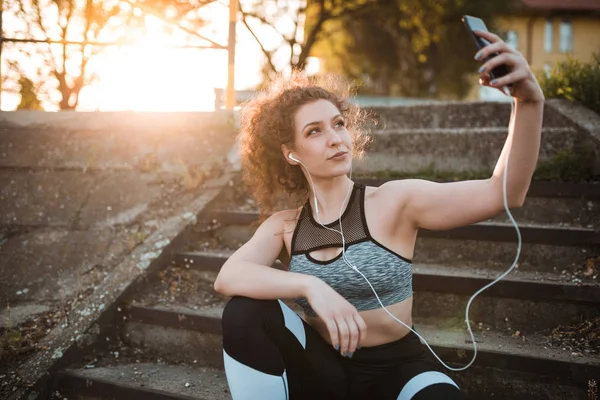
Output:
[
  {"xmin": 306, "ymin": 278, "xmax": 367, "ymax": 357},
  {"xmin": 473, "ymin": 30, "xmax": 545, "ymax": 103}
]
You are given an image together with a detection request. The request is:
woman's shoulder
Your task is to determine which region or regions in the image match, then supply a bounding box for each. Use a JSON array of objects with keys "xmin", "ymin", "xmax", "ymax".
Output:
[
  {"xmin": 262, "ymin": 207, "xmax": 303, "ymax": 232},
  {"xmin": 363, "ymin": 179, "xmax": 415, "ymax": 214},
  {"xmin": 365, "ymin": 179, "xmax": 412, "ymax": 200}
]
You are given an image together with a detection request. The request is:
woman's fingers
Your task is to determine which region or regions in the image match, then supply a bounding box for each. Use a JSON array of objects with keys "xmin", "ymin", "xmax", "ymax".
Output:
[
  {"xmin": 475, "ymin": 43, "xmax": 517, "ymax": 64},
  {"xmin": 345, "ymin": 316, "xmax": 360, "ymax": 356},
  {"xmin": 326, "ymin": 318, "xmax": 339, "ymax": 351},
  {"xmin": 473, "ymin": 29, "xmax": 503, "ymax": 44},
  {"xmin": 487, "ymin": 70, "xmax": 529, "ymax": 88},
  {"xmin": 476, "ymin": 40, "xmax": 513, "ymax": 57},
  {"xmin": 474, "ymin": 33, "xmax": 520, "ymax": 64},
  {"xmin": 479, "ymin": 52, "xmax": 518, "ymax": 73},
  {"xmin": 478, "ymin": 52, "xmax": 529, "ymax": 87},
  {"xmin": 337, "ymin": 318, "xmax": 350, "ymax": 356}
]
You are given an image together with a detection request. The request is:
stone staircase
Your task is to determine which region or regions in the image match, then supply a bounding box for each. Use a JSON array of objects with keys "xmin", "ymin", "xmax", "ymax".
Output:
[{"xmin": 47, "ymin": 101, "xmax": 599, "ymax": 400}]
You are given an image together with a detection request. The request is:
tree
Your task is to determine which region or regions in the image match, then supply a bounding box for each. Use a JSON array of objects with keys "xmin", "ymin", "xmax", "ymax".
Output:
[
  {"xmin": 16, "ymin": 76, "xmax": 44, "ymax": 110},
  {"xmin": 4, "ymin": 0, "xmax": 124, "ymax": 109},
  {"xmin": 313, "ymin": 0, "xmax": 516, "ymax": 98},
  {"xmin": 121, "ymin": 0, "xmax": 216, "ymax": 39},
  {"xmin": 238, "ymin": 0, "xmax": 379, "ymax": 81},
  {"xmin": 4, "ymin": 0, "xmax": 216, "ymax": 110}
]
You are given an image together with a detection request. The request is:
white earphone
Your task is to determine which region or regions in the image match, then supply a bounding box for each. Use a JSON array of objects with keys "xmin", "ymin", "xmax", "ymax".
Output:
[{"xmin": 288, "ymin": 87, "xmax": 520, "ymax": 372}]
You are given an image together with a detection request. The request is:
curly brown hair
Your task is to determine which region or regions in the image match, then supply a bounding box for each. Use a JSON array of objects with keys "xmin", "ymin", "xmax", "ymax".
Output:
[{"xmin": 238, "ymin": 72, "xmax": 374, "ymax": 220}]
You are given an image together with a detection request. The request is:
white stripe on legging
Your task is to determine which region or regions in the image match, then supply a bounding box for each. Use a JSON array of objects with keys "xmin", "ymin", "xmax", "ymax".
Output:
[
  {"xmin": 223, "ymin": 301, "xmax": 307, "ymax": 399},
  {"xmin": 278, "ymin": 300, "xmax": 307, "ymax": 349},
  {"xmin": 397, "ymin": 371, "xmax": 459, "ymax": 400},
  {"xmin": 223, "ymin": 349, "xmax": 289, "ymax": 399}
]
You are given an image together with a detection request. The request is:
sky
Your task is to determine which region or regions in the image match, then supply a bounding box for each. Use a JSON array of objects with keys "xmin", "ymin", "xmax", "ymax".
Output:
[{"xmin": 1, "ymin": 0, "xmax": 303, "ymax": 111}]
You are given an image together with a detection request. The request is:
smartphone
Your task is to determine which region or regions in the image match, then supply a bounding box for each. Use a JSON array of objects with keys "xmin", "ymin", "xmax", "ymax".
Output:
[{"xmin": 462, "ymin": 15, "xmax": 511, "ymax": 85}]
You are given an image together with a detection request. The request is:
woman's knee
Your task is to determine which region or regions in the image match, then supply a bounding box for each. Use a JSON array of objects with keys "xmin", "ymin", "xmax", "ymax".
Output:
[
  {"xmin": 221, "ymin": 297, "xmax": 288, "ymax": 376},
  {"xmin": 222, "ymin": 296, "xmax": 282, "ymax": 334}
]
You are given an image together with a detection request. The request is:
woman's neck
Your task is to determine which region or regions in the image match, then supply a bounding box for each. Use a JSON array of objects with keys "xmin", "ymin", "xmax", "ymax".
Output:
[{"xmin": 308, "ymin": 175, "xmax": 354, "ymax": 219}]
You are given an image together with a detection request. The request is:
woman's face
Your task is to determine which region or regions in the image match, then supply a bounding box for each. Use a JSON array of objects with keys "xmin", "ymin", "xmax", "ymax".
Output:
[{"xmin": 285, "ymin": 99, "xmax": 353, "ymax": 178}]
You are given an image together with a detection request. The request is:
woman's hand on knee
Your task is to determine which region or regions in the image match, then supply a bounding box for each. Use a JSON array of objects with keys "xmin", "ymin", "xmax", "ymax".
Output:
[{"xmin": 306, "ymin": 279, "xmax": 367, "ymax": 356}]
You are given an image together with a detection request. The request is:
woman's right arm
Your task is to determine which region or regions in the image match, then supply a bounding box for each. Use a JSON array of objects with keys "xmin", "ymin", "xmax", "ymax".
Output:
[
  {"xmin": 213, "ymin": 210, "xmax": 368, "ymax": 356},
  {"xmin": 213, "ymin": 210, "xmax": 316, "ymax": 299}
]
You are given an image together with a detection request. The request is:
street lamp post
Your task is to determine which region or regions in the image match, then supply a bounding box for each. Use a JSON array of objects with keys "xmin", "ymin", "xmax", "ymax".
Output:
[{"xmin": 226, "ymin": 0, "xmax": 237, "ymax": 110}]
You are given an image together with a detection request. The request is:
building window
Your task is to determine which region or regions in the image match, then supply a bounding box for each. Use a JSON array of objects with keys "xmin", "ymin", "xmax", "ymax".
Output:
[
  {"xmin": 544, "ymin": 63, "xmax": 552, "ymax": 78},
  {"xmin": 544, "ymin": 20, "xmax": 553, "ymax": 52},
  {"xmin": 506, "ymin": 31, "xmax": 518, "ymax": 50},
  {"xmin": 559, "ymin": 20, "xmax": 573, "ymax": 53}
]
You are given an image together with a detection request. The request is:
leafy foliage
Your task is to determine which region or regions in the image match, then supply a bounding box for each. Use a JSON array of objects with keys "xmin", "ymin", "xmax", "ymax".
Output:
[
  {"xmin": 240, "ymin": 0, "xmax": 380, "ymax": 82},
  {"xmin": 537, "ymin": 54, "xmax": 600, "ymax": 115},
  {"xmin": 16, "ymin": 76, "xmax": 43, "ymax": 110},
  {"xmin": 6, "ymin": 0, "xmax": 123, "ymax": 109},
  {"xmin": 313, "ymin": 0, "xmax": 516, "ymax": 98},
  {"xmin": 533, "ymin": 145, "xmax": 597, "ymax": 182}
]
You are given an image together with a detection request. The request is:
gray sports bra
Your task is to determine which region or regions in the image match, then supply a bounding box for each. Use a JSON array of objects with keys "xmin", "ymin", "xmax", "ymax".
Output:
[{"xmin": 288, "ymin": 182, "xmax": 413, "ymax": 317}]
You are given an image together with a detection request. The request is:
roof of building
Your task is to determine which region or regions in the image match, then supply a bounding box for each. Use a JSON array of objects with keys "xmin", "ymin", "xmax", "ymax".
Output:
[{"xmin": 522, "ymin": 0, "xmax": 600, "ymax": 11}]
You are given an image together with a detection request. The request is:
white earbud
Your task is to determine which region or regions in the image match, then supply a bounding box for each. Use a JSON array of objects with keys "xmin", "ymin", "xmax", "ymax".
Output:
[{"xmin": 288, "ymin": 153, "xmax": 299, "ymax": 162}]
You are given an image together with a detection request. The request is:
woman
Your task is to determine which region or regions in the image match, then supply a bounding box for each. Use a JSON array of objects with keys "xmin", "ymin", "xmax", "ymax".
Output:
[{"xmin": 214, "ymin": 29, "xmax": 544, "ymax": 400}]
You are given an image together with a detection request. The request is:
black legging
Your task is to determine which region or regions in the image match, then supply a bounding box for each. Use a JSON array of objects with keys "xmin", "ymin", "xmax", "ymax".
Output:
[{"xmin": 222, "ymin": 296, "xmax": 466, "ymax": 400}]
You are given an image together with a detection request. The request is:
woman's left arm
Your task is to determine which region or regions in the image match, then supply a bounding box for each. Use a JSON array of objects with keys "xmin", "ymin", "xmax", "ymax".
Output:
[
  {"xmin": 382, "ymin": 30, "xmax": 545, "ymax": 231},
  {"xmin": 480, "ymin": 29, "xmax": 545, "ymax": 208}
]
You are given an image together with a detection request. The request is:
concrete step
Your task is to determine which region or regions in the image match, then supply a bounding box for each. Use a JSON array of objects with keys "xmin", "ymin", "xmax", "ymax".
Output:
[
  {"xmin": 356, "ymin": 126, "xmax": 583, "ymax": 173},
  {"xmin": 54, "ymin": 357, "xmax": 590, "ymax": 400},
  {"xmin": 112, "ymin": 297, "xmax": 597, "ymax": 400},
  {"xmin": 365, "ymin": 102, "xmax": 571, "ymax": 130},
  {"xmin": 54, "ymin": 363, "xmax": 229, "ymax": 400},
  {"xmin": 198, "ymin": 211, "xmax": 598, "ymax": 274},
  {"xmin": 168, "ymin": 252, "xmax": 599, "ymax": 331},
  {"xmin": 412, "ymin": 236, "xmax": 596, "ymax": 274}
]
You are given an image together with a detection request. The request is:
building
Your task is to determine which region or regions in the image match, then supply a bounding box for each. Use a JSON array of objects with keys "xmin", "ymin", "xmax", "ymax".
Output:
[{"xmin": 477, "ymin": 0, "xmax": 600, "ymax": 101}]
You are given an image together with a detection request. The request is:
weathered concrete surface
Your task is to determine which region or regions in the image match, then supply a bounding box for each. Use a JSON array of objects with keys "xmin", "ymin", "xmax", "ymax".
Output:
[
  {"xmin": 358, "ymin": 100, "xmax": 600, "ymax": 175},
  {"xmin": 355, "ymin": 126, "xmax": 583, "ymax": 173},
  {"xmin": 0, "ymin": 111, "xmax": 234, "ymax": 170},
  {"xmin": 0, "ymin": 111, "xmax": 237, "ymax": 399},
  {"xmin": 366, "ymin": 100, "xmax": 572, "ymax": 130},
  {"xmin": 546, "ymin": 99, "xmax": 600, "ymax": 144},
  {"xmin": 545, "ymin": 98, "xmax": 600, "ymax": 175},
  {"xmin": 0, "ymin": 170, "xmax": 95, "ymax": 226}
]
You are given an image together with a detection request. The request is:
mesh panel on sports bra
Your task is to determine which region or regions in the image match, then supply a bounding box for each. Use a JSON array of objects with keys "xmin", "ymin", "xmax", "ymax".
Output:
[{"xmin": 291, "ymin": 183, "xmax": 369, "ymax": 255}]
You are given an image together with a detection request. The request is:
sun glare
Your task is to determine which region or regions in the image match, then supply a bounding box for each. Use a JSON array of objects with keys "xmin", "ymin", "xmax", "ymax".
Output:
[{"xmin": 79, "ymin": 16, "xmax": 226, "ymax": 112}]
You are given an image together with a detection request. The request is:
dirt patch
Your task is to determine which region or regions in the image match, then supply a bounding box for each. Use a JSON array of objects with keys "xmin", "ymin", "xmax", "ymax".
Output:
[
  {"xmin": 0, "ymin": 304, "xmax": 68, "ymax": 397},
  {"xmin": 131, "ymin": 264, "xmax": 227, "ymax": 312},
  {"xmin": 183, "ymin": 234, "xmax": 239, "ymax": 254},
  {"xmin": 545, "ymin": 316, "xmax": 600, "ymax": 356}
]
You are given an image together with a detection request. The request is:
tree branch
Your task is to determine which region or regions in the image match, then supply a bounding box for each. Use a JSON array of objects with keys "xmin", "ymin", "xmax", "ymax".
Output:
[
  {"xmin": 295, "ymin": 0, "xmax": 328, "ymax": 69},
  {"xmin": 238, "ymin": 0, "xmax": 278, "ymax": 74}
]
